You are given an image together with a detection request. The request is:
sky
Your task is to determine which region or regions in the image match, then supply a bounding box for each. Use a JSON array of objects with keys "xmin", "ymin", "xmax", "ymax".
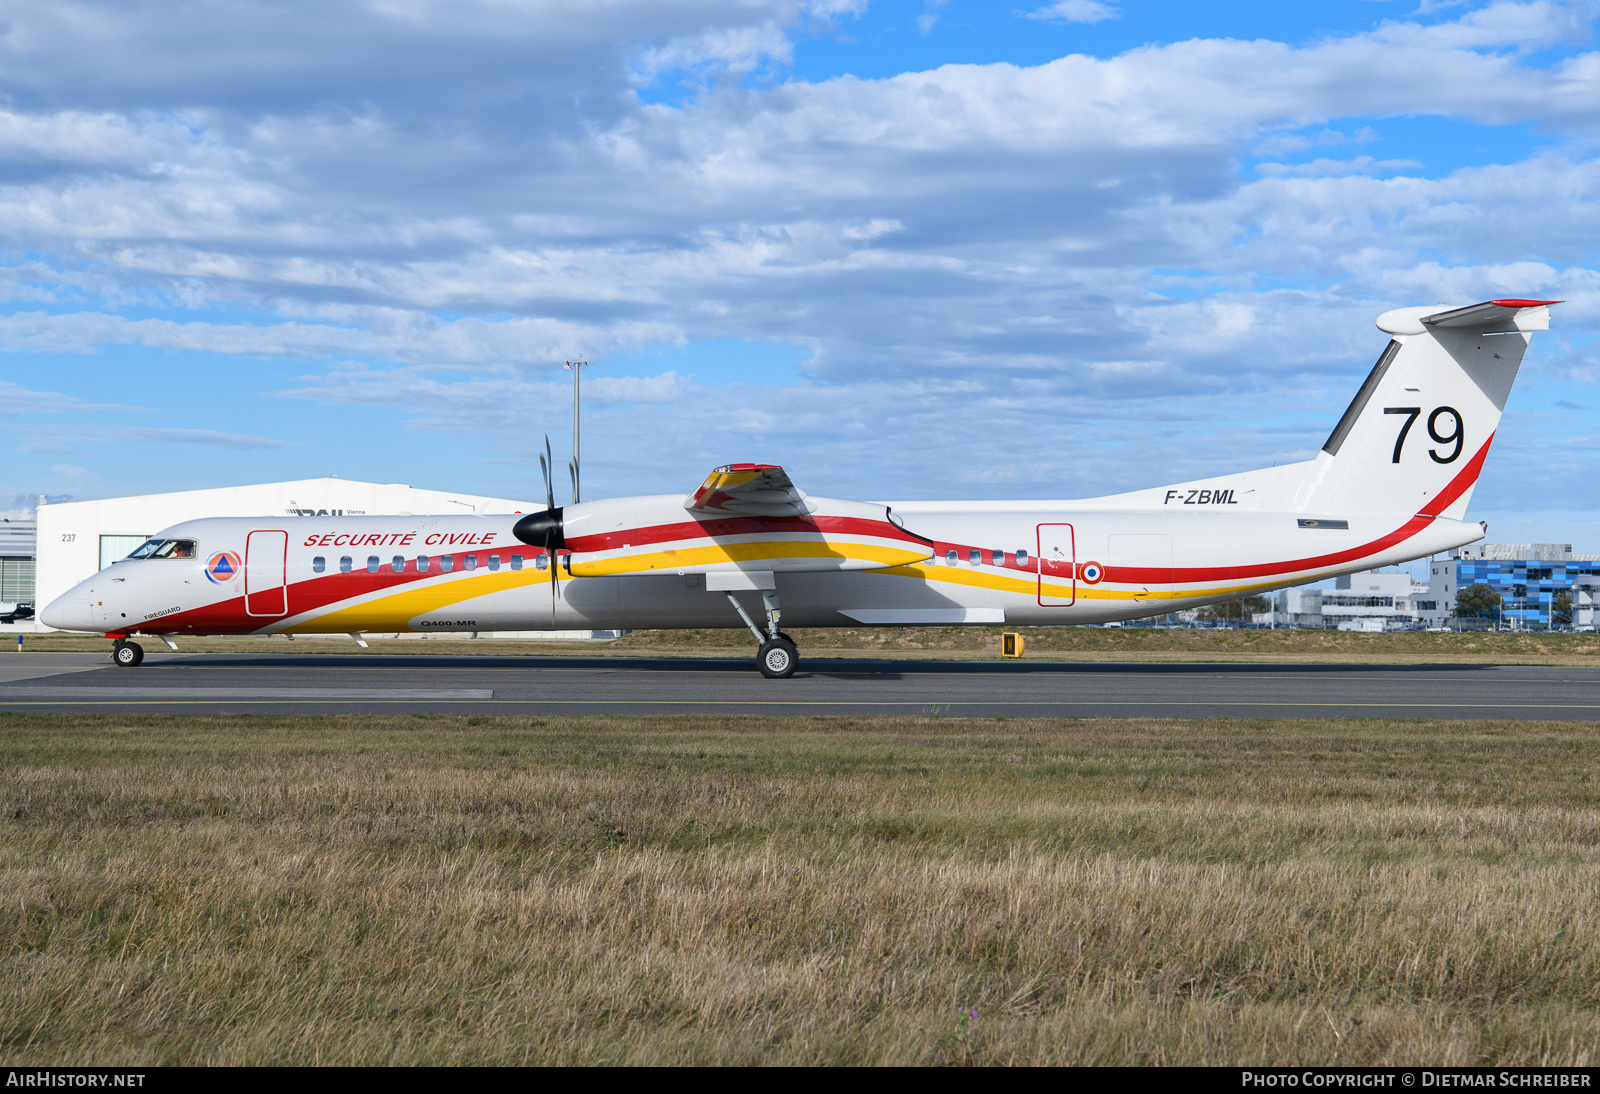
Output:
[{"xmin": 2, "ymin": 0, "xmax": 1599, "ymax": 551}]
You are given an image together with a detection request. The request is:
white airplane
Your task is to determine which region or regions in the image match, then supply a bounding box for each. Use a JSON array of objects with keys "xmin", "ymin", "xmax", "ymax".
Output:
[{"xmin": 42, "ymin": 298, "xmax": 1556, "ymax": 677}]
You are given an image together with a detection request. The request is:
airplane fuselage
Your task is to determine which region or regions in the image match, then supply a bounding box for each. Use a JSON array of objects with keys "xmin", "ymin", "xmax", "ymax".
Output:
[
  {"xmin": 46, "ymin": 295, "xmax": 1556, "ymax": 662},
  {"xmin": 45, "ymin": 485, "xmax": 1484, "ymax": 639}
]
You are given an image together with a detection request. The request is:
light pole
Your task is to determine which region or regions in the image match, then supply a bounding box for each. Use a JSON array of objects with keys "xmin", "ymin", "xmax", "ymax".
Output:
[{"xmin": 564, "ymin": 358, "xmax": 587, "ymax": 504}]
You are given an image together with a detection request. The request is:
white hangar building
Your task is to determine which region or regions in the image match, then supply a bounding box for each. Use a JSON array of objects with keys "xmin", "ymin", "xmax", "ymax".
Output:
[{"xmin": 35, "ymin": 478, "xmax": 534, "ymax": 619}]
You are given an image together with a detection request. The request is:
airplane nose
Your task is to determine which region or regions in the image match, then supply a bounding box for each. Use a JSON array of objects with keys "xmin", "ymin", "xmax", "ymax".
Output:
[{"xmin": 40, "ymin": 586, "xmax": 96, "ymax": 633}]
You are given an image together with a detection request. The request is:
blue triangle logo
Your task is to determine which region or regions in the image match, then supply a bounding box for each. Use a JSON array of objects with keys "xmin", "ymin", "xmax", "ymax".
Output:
[{"xmin": 213, "ymin": 556, "xmax": 235, "ymax": 575}]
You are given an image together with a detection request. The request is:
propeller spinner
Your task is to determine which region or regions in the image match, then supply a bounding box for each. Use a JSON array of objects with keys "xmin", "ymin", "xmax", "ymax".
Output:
[{"xmin": 515, "ymin": 434, "xmax": 567, "ymax": 624}]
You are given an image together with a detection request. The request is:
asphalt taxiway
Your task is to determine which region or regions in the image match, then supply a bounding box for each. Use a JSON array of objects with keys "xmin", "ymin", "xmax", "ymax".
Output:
[{"xmin": 1, "ymin": 651, "xmax": 1598, "ymax": 719}]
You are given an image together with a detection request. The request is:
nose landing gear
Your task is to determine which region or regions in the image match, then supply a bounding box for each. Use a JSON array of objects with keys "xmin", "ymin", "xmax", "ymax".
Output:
[
  {"xmin": 112, "ymin": 639, "xmax": 145, "ymax": 667},
  {"xmin": 757, "ymin": 635, "xmax": 798, "ymax": 678},
  {"xmin": 724, "ymin": 590, "xmax": 799, "ymax": 678}
]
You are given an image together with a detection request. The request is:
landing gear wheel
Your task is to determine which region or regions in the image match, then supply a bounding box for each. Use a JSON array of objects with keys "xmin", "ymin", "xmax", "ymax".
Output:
[
  {"xmin": 757, "ymin": 637, "xmax": 798, "ymax": 679},
  {"xmin": 112, "ymin": 640, "xmax": 144, "ymax": 668}
]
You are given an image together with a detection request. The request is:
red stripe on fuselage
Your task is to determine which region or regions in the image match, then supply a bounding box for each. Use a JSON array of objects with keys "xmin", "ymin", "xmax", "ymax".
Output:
[
  {"xmin": 916, "ymin": 435, "xmax": 1494, "ymax": 588},
  {"xmin": 566, "ymin": 513, "xmax": 927, "ymax": 553},
  {"xmin": 126, "ymin": 549, "xmax": 529, "ymax": 634},
  {"xmin": 1109, "ymin": 434, "xmax": 1494, "ymax": 585}
]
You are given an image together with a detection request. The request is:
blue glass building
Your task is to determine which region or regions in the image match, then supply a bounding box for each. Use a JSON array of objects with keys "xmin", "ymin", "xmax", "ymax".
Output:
[{"xmin": 1429, "ymin": 545, "xmax": 1600, "ymax": 629}]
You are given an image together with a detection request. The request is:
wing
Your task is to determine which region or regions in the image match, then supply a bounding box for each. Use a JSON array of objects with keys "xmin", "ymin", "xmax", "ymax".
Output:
[{"xmin": 684, "ymin": 463, "xmax": 813, "ymax": 517}]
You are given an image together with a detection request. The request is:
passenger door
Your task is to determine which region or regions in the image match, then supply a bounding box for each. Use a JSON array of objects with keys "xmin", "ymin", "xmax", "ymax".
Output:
[
  {"xmin": 245, "ymin": 530, "xmax": 289, "ymax": 616},
  {"xmin": 1036, "ymin": 523, "xmax": 1076, "ymax": 606}
]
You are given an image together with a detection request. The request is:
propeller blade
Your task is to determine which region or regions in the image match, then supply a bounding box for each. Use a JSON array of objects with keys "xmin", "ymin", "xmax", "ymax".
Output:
[
  {"xmin": 568, "ymin": 461, "xmax": 578, "ymax": 507},
  {"xmin": 547, "ymin": 530, "xmax": 558, "ymax": 626},
  {"xmin": 540, "ymin": 435, "xmax": 556, "ymax": 511}
]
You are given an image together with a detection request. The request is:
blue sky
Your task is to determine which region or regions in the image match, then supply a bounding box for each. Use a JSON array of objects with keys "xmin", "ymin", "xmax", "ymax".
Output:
[{"xmin": 3, "ymin": 0, "xmax": 1599, "ymax": 550}]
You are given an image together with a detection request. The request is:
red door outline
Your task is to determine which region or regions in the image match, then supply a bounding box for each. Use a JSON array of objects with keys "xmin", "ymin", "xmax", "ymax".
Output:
[
  {"xmin": 1036, "ymin": 523, "xmax": 1075, "ymax": 606},
  {"xmin": 245, "ymin": 530, "xmax": 289, "ymax": 617}
]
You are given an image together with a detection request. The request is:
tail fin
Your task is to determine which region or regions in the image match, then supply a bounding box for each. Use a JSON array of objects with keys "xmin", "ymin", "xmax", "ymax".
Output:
[{"xmin": 1291, "ymin": 299, "xmax": 1558, "ymax": 518}]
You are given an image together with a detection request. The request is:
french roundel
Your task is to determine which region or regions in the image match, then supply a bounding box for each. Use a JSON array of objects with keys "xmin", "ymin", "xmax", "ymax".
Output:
[
  {"xmin": 1079, "ymin": 560, "xmax": 1104, "ymax": 584},
  {"xmin": 205, "ymin": 551, "xmax": 242, "ymax": 584}
]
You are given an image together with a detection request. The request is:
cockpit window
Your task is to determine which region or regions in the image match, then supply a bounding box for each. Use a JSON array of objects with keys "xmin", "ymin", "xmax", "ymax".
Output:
[{"xmin": 127, "ymin": 538, "xmax": 197, "ymax": 560}]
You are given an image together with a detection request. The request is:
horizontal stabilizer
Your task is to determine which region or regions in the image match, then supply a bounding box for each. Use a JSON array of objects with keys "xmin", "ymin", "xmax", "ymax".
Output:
[
  {"xmin": 1377, "ymin": 298, "xmax": 1560, "ymax": 336},
  {"xmin": 685, "ymin": 463, "xmax": 812, "ymax": 517}
]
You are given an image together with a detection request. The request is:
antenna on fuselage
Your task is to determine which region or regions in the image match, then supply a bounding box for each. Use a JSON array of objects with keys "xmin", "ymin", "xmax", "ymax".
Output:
[{"xmin": 564, "ymin": 358, "xmax": 586, "ymax": 504}]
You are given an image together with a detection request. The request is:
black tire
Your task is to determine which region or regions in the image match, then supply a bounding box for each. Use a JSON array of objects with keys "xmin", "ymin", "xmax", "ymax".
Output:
[
  {"xmin": 776, "ymin": 631, "xmax": 794, "ymax": 644},
  {"xmin": 757, "ymin": 637, "xmax": 798, "ymax": 679},
  {"xmin": 113, "ymin": 640, "xmax": 144, "ymax": 668}
]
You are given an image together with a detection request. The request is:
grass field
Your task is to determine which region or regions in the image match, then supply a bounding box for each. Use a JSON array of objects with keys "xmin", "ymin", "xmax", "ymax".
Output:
[
  {"xmin": 5, "ymin": 714, "xmax": 1600, "ymax": 1065},
  {"xmin": 13, "ymin": 625, "xmax": 1600, "ymax": 665}
]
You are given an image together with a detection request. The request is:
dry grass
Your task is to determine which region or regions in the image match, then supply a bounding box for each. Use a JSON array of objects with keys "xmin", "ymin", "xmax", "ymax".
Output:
[
  {"xmin": 618, "ymin": 626, "xmax": 1600, "ymax": 665},
  {"xmin": 5, "ymin": 715, "xmax": 1600, "ymax": 1064},
  {"xmin": 15, "ymin": 625, "xmax": 1600, "ymax": 665}
]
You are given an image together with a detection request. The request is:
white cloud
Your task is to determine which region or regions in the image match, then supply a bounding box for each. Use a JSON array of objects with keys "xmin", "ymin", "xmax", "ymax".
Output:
[
  {"xmin": 8, "ymin": 422, "xmax": 295, "ymax": 450},
  {"xmin": 633, "ymin": 23, "xmax": 795, "ymax": 81},
  {"xmin": 0, "ymin": 381, "xmax": 85, "ymax": 416},
  {"xmin": 0, "ymin": 1, "xmax": 1594, "ymax": 509},
  {"xmin": 1025, "ymin": 1, "xmax": 1119, "ymax": 24},
  {"xmin": 0, "ymin": 1, "xmax": 838, "ymax": 112},
  {"xmin": 1255, "ymin": 156, "xmax": 1426, "ymax": 177}
]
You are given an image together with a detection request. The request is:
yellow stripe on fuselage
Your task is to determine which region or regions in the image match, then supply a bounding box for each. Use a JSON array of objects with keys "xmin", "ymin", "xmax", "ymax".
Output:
[
  {"xmin": 569, "ymin": 539, "xmax": 929, "ymax": 577},
  {"xmin": 284, "ymin": 550, "xmax": 1335, "ymax": 633},
  {"xmin": 286, "ymin": 568, "xmax": 548, "ymax": 632},
  {"xmin": 900, "ymin": 561, "xmax": 1332, "ymax": 604}
]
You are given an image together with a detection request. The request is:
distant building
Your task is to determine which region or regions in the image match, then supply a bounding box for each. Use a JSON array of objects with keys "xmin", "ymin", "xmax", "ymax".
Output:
[
  {"xmin": 1270, "ymin": 568, "xmax": 1433, "ymax": 630},
  {"xmin": 1324, "ymin": 569, "xmax": 1435, "ymax": 630},
  {"xmin": 0, "ymin": 517, "xmax": 35, "ymax": 606},
  {"xmin": 1424, "ymin": 544, "xmax": 1600, "ymax": 629},
  {"xmin": 1275, "ymin": 586, "xmax": 1324, "ymax": 628}
]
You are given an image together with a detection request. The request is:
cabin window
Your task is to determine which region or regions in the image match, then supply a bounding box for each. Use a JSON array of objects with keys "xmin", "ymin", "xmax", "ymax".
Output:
[
  {"xmin": 1016, "ymin": 549, "xmax": 1028, "ymax": 565},
  {"xmin": 488, "ymin": 554, "xmax": 500, "ymax": 571},
  {"xmin": 510, "ymin": 554, "xmax": 523, "ymax": 571},
  {"xmin": 536, "ymin": 553, "xmax": 549, "ymax": 571},
  {"xmin": 366, "ymin": 556, "xmax": 380, "ymax": 573},
  {"xmin": 416, "ymin": 555, "xmax": 429, "ymax": 573},
  {"xmin": 392, "ymin": 556, "xmax": 405, "ymax": 573},
  {"xmin": 439, "ymin": 554, "xmax": 453, "ymax": 572},
  {"xmin": 312, "ymin": 556, "xmax": 326, "ymax": 573},
  {"xmin": 464, "ymin": 554, "xmax": 477, "ymax": 572},
  {"xmin": 969, "ymin": 550, "xmax": 981, "ymax": 566},
  {"xmin": 945, "ymin": 549, "xmax": 957, "ymax": 564},
  {"xmin": 339, "ymin": 556, "xmax": 352, "ymax": 573},
  {"xmin": 992, "ymin": 550, "xmax": 1003, "ymax": 566}
]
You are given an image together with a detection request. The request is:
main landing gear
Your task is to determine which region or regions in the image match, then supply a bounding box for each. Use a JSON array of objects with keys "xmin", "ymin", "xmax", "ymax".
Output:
[
  {"xmin": 725, "ymin": 590, "xmax": 799, "ymax": 678},
  {"xmin": 112, "ymin": 638, "xmax": 144, "ymax": 667}
]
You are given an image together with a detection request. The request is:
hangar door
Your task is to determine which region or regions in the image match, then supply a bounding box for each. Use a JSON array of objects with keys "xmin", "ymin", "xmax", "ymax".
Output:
[{"xmin": 245, "ymin": 529, "xmax": 289, "ymax": 617}]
